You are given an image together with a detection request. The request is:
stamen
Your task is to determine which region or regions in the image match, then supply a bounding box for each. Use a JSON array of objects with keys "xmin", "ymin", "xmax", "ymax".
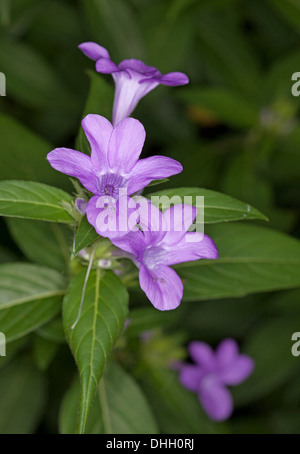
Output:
[
  {"xmin": 99, "ymin": 173, "xmax": 125, "ymax": 199},
  {"xmin": 71, "ymin": 248, "xmax": 96, "ymax": 330}
]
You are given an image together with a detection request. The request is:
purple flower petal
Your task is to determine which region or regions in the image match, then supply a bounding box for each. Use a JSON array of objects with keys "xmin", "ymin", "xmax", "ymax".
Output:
[
  {"xmin": 86, "ymin": 194, "xmax": 140, "ymax": 239},
  {"xmin": 184, "ymin": 233, "xmax": 219, "ymax": 259},
  {"xmin": 111, "ymin": 229, "xmax": 146, "ymax": 261},
  {"xmin": 179, "ymin": 365, "xmax": 204, "ymax": 392},
  {"xmin": 126, "ymin": 156, "xmax": 183, "ymax": 195},
  {"xmin": 86, "ymin": 195, "xmax": 113, "ymax": 238},
  {"xmin": 215, "ymin": 339, "xmax": 255, "ymax": 385},
  {"xmin": 112, "ymin": 72, "xmax": 159, "ymax": 125},
  {"xmin": 188, "ymin": 342, "xmax": 216, "ymax": 369},
  {"xmin": 152, "ymin": 72, "xmax": 189, "ymax": 86},
  {"xmin": 108, "ymin": 117, "xmax": 146, "ymax": 173},
  {"xmin": 199, "ymin": 380, "xmax": 233, "ymax": 421},
  {"xmin": 119, "ymin": 59, "xmax": 159, "ymax": 76},
  {"xmin": 47, "ymin": 148, "xmax": 98, "ymax": 194},
  {"xmin": 216, "ymin": 338, "xmax": 239, "ymax": 367},
  {"xmin": 75, "ymin": 198, "xmax": 88, "ymax": 215},
  {"xmin": 85, "ymin": 195, "xmax": 119, "ymax": 239},
  {"xmin": 218, "ymin": 355, "xmax": 255, "ymax": 386},
  {"xmin": 78, "ymin": 42, "xmax": 110, "ymax": 61},
  {"xmin": 161, "ymin": 233, "xmax": 219, "ymax": 266},
  {"xmin": 139, "ymin": 264, "xmax": 183, "ymax": 311},
  {"xmin": 79, "ymin": 41, "xmax": 189, "ymax": 124},
  {"xmin": 81, "ymin": 114, "xmax": 113, "ymax": 171},
  {"xmin": 133, "ymin": 199, "xmax": 166, "ymax": 245},
  {"xmin": 161, "ymin": 205, "xmax": 197, "ymax": 246},
  {"xmin": 96, "ymin": 58, "xmax": 120, "ymax": 74}
]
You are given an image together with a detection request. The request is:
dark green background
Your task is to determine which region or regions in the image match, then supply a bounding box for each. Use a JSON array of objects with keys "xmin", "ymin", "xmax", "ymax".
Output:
[{"xmin": 1, "ymin": 0, "xmax": 300, "ymax": 434}]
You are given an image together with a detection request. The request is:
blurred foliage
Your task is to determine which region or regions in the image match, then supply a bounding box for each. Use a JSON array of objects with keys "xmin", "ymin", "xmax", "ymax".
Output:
[{"xmin": 1, "ymin": 0, "xmax": 300, "ymax": 434}]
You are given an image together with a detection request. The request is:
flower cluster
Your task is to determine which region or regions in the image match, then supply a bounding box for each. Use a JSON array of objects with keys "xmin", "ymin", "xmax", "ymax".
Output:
[
  {"xmin": 178, "ymin": 338, "xmax": 254, "ymax": 421},
  {"xmin": 47, "ymin": 42, "xmax": 218, "ymax": 310},
  {"xmin": 47, "ymin": 115, "xmax": 183, "ymax": 238}
]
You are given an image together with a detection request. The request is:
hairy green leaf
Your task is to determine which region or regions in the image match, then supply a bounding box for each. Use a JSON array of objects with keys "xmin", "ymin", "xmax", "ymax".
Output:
[
  {"xmin": 178, "ymin": 223, "xmax": 300, "ymax": 300},
  {"xmin": 60, "ymin": 362, "xmax": 158, "ymax": 434},
  {"xmin": 63, "ymin": 269, "xmax": 128, "ymax": 434},
  {"xmin": 73, "ymin": 215, "xmax": 98, "ymax": 257},
  {"xmin": 0, "ymin": 180, "xmax": 73, "ymax": 223},
  {"xmin": 7, "ymin": 218, "xmax": 71, "ymax": 271},
  {"xmin": 0, "ymin": 358, "xmax": 46, "ymax": 434},
  {"xmin": 148, "ymin": 187, "xmax": 267, "ymax": 223}
]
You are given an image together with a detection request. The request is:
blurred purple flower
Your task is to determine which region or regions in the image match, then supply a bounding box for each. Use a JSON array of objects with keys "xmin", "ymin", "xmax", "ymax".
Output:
[
  {"xmin": 179, "ymin": 338, "xmax": 255, "ymax": 421},
  {"xmin": 47, "ymin": 114, "xmax": 182, "ymax": 236},
  {"xmin": 140, "ymin": 330, "xmax": 154, "ymax": 342},
  {"xmin": 79, "ymin": 42, "xmax": 189, "ymax": 125},
  {"xmin": 111, "ymin": 203, "xmax": 218, "ymax": 311}
]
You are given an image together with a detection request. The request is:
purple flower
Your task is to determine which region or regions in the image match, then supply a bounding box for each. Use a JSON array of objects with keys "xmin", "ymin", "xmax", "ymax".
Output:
[
  {"xmin": 47, "ymin": 114, "xmax": 182, "ymax": 236},
  {"xmin": 110, "ymin": 203, "xmax": 218, "ymax": 310},
  {"xmin": 75, "ymin": 198, "xmax": 88, "ymax": 215},
  {"xmin": 179, "ymin": 339, "xmax": 255, "ymax": 421},
  {"xmin": 79, "ymin": 42, "xmax": 189, "ymax": 125}
]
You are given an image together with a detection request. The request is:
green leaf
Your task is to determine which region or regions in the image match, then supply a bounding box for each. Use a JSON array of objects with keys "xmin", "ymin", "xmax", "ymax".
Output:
[
  {"xmin": 1, "ymin": 0, "xmax": 45, "ymax": 35},
  {"xmin": 0, "ymin": 113, "xmax": 69, "ymax": 188},
  {"xmin": 33, "ymin": 335, "xmax": 59, "ymax": 371},
  {"xmin": 97, "ymin": 361, "xmax": 158, "ymax": 434},
  {"xmin": 26, "ymin": 1, "xmax": 84, "ymax": 50},
  {"xmin": 0, "ymin": 296, "xmax": 62, "ymax": 342},
  {"xmin": 0, "ymin": 338, "xmax": 27, "ymax": 371},
  {"xmin": 177, "ymin": 87, "xmax": 259, "ymax": 128},
  {"xmin": 7, "ymin": 218, "xmax": 71, "ymax": 272},
  {"xmin": 0, "ymin": 263, "xmax": 65, "ymax": 341},
  {"xmin": 0, "ymin": 180, "xmax": 73, "ymax": 223},
  {"xmin": 73, "ymin": 215, "xmax": 98, "ymax": 257},
  {"xmin": 59, "ymin": 376, "xmax": 102, "ymax": 434},
  {"xmin": 0, "ymin": 35, "xmax": 77, "ymax": 111},
  {"xmin": 146, "ymin": 178, "xmax": 170, "ymax": 188},
  {"xmin": 232, "ymin": 316, "xmax": 300, "ymax": 406},
  {"xmin": 37, "ymin": 317, "xmax": 65, "ymax": 344},
  {"xmin": 177, "ymin": 223, "xmax": 300, "ymax": 301},
  {"xmin": 59, "ymin": 361, "xmax": 158, "ymax": 434},
  {"xmin": 75, "ymin": 71, "xmax": 114, "ymax": 155},
  {"xmin": 148, "ymin": 187, "xmax": 267, "ymax": 223},
  {"xmin": 80, "ymin": 0, "xmax": 144, "ymax": 61},
  {"xmin": 63, "ymin": 269, "xmax": 128, "ymax": 434},
  {"xmin": 79, "ymin": 71, "xmax": 114, "ymax": 121},
  {"xmin": 0, "ymin": 263, "xmax": 65, "ymax": 310},
  {"xmin": 168, "ymin": 0, "xmax": 239, "ymax": 20},
  {"xmin": 196, "ymin": 10, "xmax": 260, "ymax": 96},
  {"xmin": 141, "ymin": 2, "xmax": 192, "ymax": 72},
  {"xmin": 0, "ymin": 0, "xmax": 10, "ymax": 28},
  {"xmin": 268, "ymin": 0, "xmax": 300, "ymax": 31},
  {"xmin": 0, "ymin": 357, "xmax": 46, "ymax": 434}
]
